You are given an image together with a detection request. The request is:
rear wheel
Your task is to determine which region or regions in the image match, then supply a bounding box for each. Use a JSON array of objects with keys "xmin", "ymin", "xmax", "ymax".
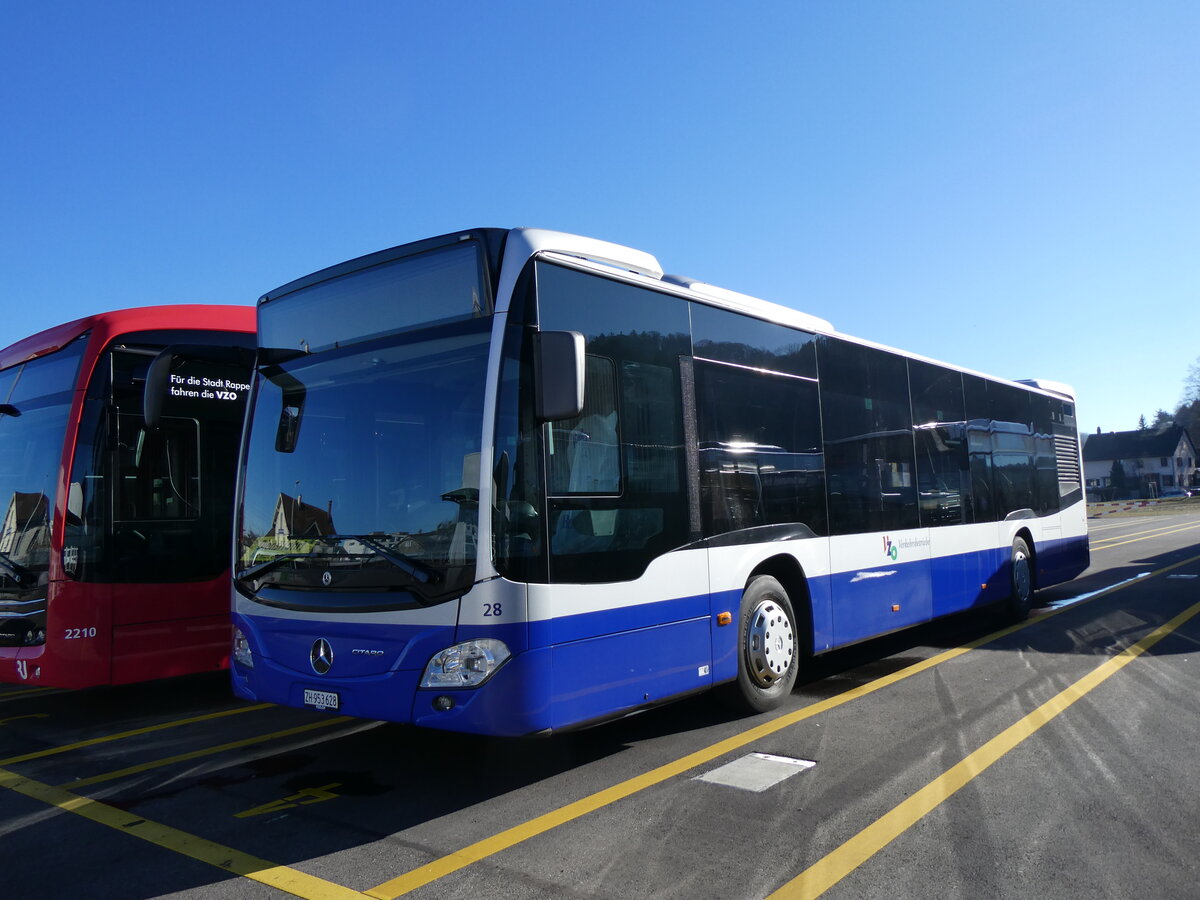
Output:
[
  {"xmin": 726, "ymin": 575, "xmax": 800, "ymax": 713},
  {"xmin": 1007, "ymin": 537, "xmax": 1034, "ymax": 620}
]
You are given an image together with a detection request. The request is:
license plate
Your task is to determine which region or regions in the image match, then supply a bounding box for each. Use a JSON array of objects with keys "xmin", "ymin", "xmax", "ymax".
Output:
[{"xmin": 303, "ymin": 688, "xmax": 339, "ymax": 710}]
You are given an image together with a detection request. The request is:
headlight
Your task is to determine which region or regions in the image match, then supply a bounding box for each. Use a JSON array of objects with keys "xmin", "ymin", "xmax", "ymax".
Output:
[
  {"xmin": 232, "ymin": 627, "xmax": 254, "ymax": 669},
  {"xmin": 420, "ymin": 638, "xmax": 510, "ymax": 689}
]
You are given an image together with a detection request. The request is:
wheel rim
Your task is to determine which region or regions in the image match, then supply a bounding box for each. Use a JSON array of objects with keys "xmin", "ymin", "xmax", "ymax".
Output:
[
  {"xmin": 1013, "ymin": 549, "xmax": 1031, "ymax": 605},
  {"xmin": 745, "ymin": 599, "xmax": 795, "ymax": 688}
]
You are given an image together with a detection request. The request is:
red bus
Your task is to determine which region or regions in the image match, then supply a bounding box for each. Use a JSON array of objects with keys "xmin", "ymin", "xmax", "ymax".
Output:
[{"xmin": 0, "ymin": 305, "xmax": 254, "ymax": 688}]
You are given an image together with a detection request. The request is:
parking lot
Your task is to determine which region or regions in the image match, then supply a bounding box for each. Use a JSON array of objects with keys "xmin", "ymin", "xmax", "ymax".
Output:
[{"xmin": 3, "ymin": 511, "xmax": 1200, "ymax": 900}]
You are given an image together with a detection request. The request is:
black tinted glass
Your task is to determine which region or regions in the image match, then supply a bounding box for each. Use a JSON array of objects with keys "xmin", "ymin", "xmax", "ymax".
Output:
[
  {"xmin": 696, "ymin": 360, "xmax": 826, "ymax": 536},
  {"xmin": 819, "ymin": 337, "xmax": 918, "ymax": 534},
  {"xmin": 260, "ymin": 242, "xmax": 486, "ymax": 354},
  {"xmin": 536, "ymin": 263, "xmax": 690, "ymax": 583},
  {"xmin": 691, "ymin": 303, "xmax": 817, "ymax": 378}
]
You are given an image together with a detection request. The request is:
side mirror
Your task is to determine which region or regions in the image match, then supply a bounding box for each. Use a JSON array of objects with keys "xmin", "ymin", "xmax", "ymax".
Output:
[
  {"xmin": 275, "ymin": 403, "xmax": 303, "ymax": 453},
  {"xmin": 534, "ymin": 331, "xmax": 585, "ymax": 421},
  {"xmin": 143, "ymin": 351, "xmax": 174, "ymax": 430},
  {"xmin": 66, "ymin": 482, "xmax": 84, "ymax": 527},
  {"xmin": 267, "ymin": 367, "xmax": 307, "ymax": 453}
]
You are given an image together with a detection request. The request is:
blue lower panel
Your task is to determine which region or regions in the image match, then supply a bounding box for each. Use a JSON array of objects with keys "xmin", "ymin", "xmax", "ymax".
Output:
[
  {"xmin": 232, "ymin": 646, "xmax": 556, "ymax": 736},
  {"xmin": 932, "ymin": 547, "xmax": 1008, "ymax": 619},
  {"xmin": 831, "ymin": 558, "xmax": 933, "ymax": 647},
  {"xmin": 231, "ymin": 650, "xmax": 425, "ymax": 723},
  {"xmin": 710, "ymin": 588, "xmax": 742, "ymax": 683},
  {"xmin": 411, "ymin": 649, "xmax": 554, "ymax": 735},
  {"xmin": 232, "ymin": 612, "xmax": 554, "ymax": 735},
  {"xmin": 1037, "ymin": 534, "xmax": 1090, "ymax": 587},
  {"xmin": 828, "ymin": 535, "xmax": 1089, "ymax": 650},
  {"xmin": 550, "ymin": 617, "xmax": 712, "ymax": 730}
]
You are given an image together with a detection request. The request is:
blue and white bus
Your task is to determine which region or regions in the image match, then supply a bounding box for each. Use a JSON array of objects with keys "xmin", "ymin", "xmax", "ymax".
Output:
[{"xmin": 229, "ymin": 228, "xmax": 1088, "ymax": 735}]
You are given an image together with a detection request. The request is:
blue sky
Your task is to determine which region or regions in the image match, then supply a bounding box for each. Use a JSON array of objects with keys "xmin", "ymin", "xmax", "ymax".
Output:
[{"xmin": 3, "ymin": 1, "xmax": 1197, "ymax": 436}]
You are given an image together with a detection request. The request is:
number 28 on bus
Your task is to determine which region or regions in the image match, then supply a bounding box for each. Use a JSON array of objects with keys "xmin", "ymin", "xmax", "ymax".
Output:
[{"xmin": 229, "ymin": 228, "xmax": 1088, "ymax": 735}]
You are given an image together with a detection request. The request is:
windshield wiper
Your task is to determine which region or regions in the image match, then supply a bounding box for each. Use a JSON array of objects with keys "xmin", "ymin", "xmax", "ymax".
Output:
[
  {"xmin": 0, "ymin": 550, "xmax": 29, "ymax": 584},
  {"xmin": 236, "ymin": 552, "xmax": 325, "ymax": 584},
  {"xmin": 317, "ymin": 534, "xmax": 440, "ymax": 585}
]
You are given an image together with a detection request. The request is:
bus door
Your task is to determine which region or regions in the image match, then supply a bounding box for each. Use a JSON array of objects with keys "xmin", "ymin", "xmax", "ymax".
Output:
[
  {"xmin": 826, "ymin": 444, "xmax": 933, "ymax": 645},
  {"xmin": 690, "ymin": 355, "xmax": 830, "ymax": 677},
  {"xmin": 107, "ymin": 348, "xmax": 249, "ymax": 679},
  {"xmin": 533, "ymin": 261, "xmax": 706, "ymax": 728},
  {"xmin": 917, "ymin": 419, "xmax": 993, "ymax": 617}
]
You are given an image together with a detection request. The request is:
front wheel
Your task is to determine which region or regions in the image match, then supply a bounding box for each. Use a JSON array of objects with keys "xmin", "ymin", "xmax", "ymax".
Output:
[
  {"xmin": 1007, "ymin": 537, "xmax": 1034, "ymax": 620},
  {"xmin": 725, "ymin": 575, "xmax": 800, "ymax": 713}
]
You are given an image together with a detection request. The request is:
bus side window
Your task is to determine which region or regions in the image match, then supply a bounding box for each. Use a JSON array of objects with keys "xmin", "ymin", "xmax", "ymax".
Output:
[
  {"xmin": 547, "ymin": 355, "xmax": 620, "ymax": 497},
  {"xmin": 818, "ymin": 337, "xmax": 919, "ymax": 535},
  {"xmin": 115, "ymin": 414, "xmax": 201, "ymax": 521},
  {"xmin": 909, "ymin": 359, "xmax": 968, "ymax": 527},
  {"xmin": 694, "ymin": 359, "xmax": 826, "ymax": 537},
  {"xmin": 536, "ymin": 260, "xmax": 690, "ymax": 583},
  {"xmin": 548, "ymin": 355, "xmax": 620, "ymax": 554}
]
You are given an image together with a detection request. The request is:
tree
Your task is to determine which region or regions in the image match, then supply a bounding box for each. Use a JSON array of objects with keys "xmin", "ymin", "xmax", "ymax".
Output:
[
  {"xmin": 1176, "ymin": 399, "xmax": 1200, "ymax": 443},
  {"xmin": 1152, "ymin": 409, "xmax": 1174, "ymax": 431},
  {"xmin": 1185, "ymin": 356, "xmax": 1200, "ymax": 405},
  {"xmin": 1110, "ymin": 459, "xmax": 1127, "ymax": 494},
  {"xmin": 1137, "ymin": 414, "xmax": 1148, "ymax": 430}
]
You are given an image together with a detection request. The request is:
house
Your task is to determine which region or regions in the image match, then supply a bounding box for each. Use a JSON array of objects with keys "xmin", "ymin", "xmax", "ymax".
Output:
[
  {"xmin": 269, "ymin": 493, "xmax": 335, "ymax": 540},
  {"xmin": 1082, "ymin": 427, "xmax": 1197, "ymax": 498},
  {"xmin": 0, "ymin": 492, "xmax": 50, "ymax": 562}
]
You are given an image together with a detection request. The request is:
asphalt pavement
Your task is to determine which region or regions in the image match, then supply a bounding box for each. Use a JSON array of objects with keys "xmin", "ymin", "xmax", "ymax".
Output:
[{"xmin": 2, "ymin": 511, "xmax": 1198, "ymax": 899}]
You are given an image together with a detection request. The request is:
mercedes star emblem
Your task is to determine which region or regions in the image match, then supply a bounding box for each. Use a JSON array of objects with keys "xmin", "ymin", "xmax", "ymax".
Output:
[
  {"xmin": 310, "ymin": 638, "xmax": 334, "ymax": 675},
  {"xmin": 322, "ymin": 570, "xmax": 333, "ymax": 587}
]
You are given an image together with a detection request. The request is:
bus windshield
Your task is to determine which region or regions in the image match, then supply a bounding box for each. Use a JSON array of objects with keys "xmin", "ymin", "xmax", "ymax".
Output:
[
  {"xmin": 0, "ymin": 337, "xmax": 86, "ymax": 645},
  {"xmin": 238, "ymin": 320, "xmax": 492, "ymax": 606}
]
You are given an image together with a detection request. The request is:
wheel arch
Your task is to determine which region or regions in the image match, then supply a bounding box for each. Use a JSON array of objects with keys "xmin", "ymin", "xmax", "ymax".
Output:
[
  {"xmin": 747, "ymin": 554, "xmax": 814, "ymax": 655},
  {"xmin": 1013, "ymin": 526, "xmax": 1037, "ymax": 590}
]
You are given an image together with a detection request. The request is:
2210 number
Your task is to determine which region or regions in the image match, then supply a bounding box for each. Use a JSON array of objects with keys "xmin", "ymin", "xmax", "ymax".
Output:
[{"xmin": 64, "ymin": 627, "xmax": 97, "ymax": 640}]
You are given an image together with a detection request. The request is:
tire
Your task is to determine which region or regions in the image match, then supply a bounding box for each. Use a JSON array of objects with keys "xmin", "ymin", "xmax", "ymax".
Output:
[
  {"xmin": 725, "ymin": 575, "xmax": 800, "ymax": 713},
  {"xmin": 1007, "ymin": 537, "xmax": 1034, "ymax": 620}
]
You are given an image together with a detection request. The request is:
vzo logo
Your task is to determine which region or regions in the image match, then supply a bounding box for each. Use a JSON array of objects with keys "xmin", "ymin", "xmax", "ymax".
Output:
[{"xmin": 882, "ymin": 536, "xmax": 899, "ymax": 561}]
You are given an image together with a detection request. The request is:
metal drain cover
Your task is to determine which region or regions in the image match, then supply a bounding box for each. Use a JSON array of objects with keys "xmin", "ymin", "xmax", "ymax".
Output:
[{"xmin": 694, "ymin": 753, "xmax": 816, "ymax": 792}]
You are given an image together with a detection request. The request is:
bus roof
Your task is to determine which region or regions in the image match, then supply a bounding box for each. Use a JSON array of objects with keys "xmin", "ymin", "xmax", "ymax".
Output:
[
  {"xmin": 252, "ymin": 226, "xmax": 1076, "ymax": 405},
  {"xmin": 500, "ymin": 229, "xmax": 1072, "ymax": 401},
  {"xmin": 0, "ymin": 304, "xmax": 255, "ymax": 371}
]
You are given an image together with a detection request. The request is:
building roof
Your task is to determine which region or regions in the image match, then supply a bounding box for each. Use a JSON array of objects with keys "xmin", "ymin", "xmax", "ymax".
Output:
[
  {"xmin": 270, "ymin": 493, "xmax": 335, "ymax": 537},
  {"xmin": 1082, "ymin": 427, "xmax": 1194, "ymax": 462}
]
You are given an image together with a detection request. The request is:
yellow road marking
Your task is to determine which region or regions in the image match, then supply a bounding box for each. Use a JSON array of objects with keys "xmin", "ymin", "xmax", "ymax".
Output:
[
  {"xmin": 60, "ymin": 717, "xmax": 354, "ymax": 788},
  {"xmin": 0, "ymin": 765, "xmax": 368, "ymax": 899},
  {"xmin": 1093, "ymin": 521, "xmax": 1198, "ymax": 539},
  {"xmin": 366, "ymin": 551, "xmax": 1200, "ymax": 899},
  {"xmin": 1090, "ymin": 520, "xmax": 1200, "ymax": 550},
  {"xmin": 236, "ymin": 782, "xmax": 343, "ymax": 819},
  {"xmin": 766, "ymin": 595, "xmax": 1200, "ymax": 899},
  {"xmin": 0, "ymin": 702, "xmax": 272, "ymax": 766}
]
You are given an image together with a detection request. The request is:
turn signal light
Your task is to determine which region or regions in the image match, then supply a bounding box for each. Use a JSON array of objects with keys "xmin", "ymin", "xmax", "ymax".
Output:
[{"xmin": 717, "ymin": 612, "xmax": 733, "ymax": 626}]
